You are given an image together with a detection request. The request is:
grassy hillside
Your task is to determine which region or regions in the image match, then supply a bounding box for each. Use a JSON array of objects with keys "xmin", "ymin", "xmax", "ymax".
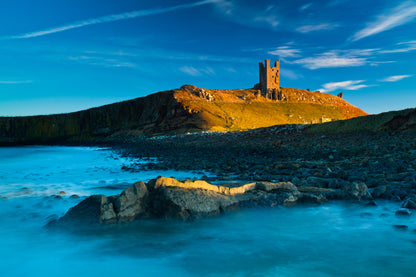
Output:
[{"xmin": 174, "ymin": 85, "xmax": 367, "ymax": 131}]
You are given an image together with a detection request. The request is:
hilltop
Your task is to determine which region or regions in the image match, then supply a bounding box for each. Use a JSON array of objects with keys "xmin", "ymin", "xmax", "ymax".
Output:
[
  {"xmin": 0, "ymin": 85, "xmax": 366, "ymax": 144},
  {"xmin": 174, "ymin": 85, "xmax": 366, "ymax": 132}
]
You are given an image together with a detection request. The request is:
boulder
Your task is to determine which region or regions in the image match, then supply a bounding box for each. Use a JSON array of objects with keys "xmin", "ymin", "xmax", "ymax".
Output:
[
  {"xmin": 401, "ymin": 195, "xmax": 416, "ymax": 209},
  {"xmin": 58, "ymin": 195, "xmax": 116, "ymax": 224},
  {"xmin": 395, "ymin": 208, "xmax": 412, "ymax": 217},
  {"xmin": 114, "ymin": 181, "xmax": 148, "ymax": 220},
  {"xmin": 53, "ymin": 177, "xmax": 300, "ymax": 224},
  {"xmin": 342, "ymin": 182, "xmax": 372, "ymax": 201},
  {"xmin": 369, "ymin": 186, "xmax": 387, "ymax": 198}
]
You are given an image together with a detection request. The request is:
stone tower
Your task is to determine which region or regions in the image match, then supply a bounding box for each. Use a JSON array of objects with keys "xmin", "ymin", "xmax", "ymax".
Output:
[{"xmin": 259, "ymin": 59, "xmax": 282, "ymax": 100}]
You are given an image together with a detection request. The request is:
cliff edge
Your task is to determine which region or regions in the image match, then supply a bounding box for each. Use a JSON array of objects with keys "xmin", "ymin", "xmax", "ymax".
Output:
[{"xmin": 0, "ymin": 85, "xmax": 367, "ymax": 145}]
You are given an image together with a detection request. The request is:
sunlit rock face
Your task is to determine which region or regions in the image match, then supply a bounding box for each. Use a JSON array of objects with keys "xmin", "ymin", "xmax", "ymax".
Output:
[
  {"xmin": 53, "ymin": 177, "xmax": 303, "ymax": 224},
  {"xmin": 52, "ymin": 176, "xmax": 376, "ymax": 226}
]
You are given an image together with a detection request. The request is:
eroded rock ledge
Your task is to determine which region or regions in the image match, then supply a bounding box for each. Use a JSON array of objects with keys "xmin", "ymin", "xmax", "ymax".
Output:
[{"xmin": 51, "ymin": 176, "xmax": 373, "ymax": 225}]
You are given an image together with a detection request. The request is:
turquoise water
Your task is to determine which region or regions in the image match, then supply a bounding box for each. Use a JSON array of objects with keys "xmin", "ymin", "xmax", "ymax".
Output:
[{"xmin": 0, "ymin": 146, "xmax": 415, "ymax": 276}]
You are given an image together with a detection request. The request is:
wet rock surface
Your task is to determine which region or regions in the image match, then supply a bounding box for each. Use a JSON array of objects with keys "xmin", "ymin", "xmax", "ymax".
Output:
[{"xmin": 53, "ymin": 177, "xmax": 302, "ymax": 224}]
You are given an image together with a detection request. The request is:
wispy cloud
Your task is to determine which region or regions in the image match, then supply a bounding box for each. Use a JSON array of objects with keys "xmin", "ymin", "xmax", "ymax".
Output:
[
  {"xmin": 381, "ymin": 75, "xmax": 412, "ymax": 82},
  {"xmin": 0, "ymin": 80, "xmax": 32, "ymax": 84},
  {"xmin": 68, "ymin": 55, "xmax": 136, "ymax": 68},
  {"xmin": 296, "ymin": 23, "xmax": 338, "ymax": 33},
  {"xmin": 293, "ymin": 50, "xmax": 368, "ymax": 69},
  {"xmin": 180, "ymin": 66, "xmax": 202, "ymax": 76},
  {"xmin": 253, "ymin": 15, "xmax": 279, "ymax": 28},
  {"xmin": 351, "ymin": 1, "xmax": 416, "ymax": 41},
  {"xmin": 299, "ymin": 3, "xmax": 313, "ymax": 11},
  {"xmin": 379, "ymin": 40, "xmax": 416, "ymax": 53},
  {"xmin": 179, "ymin": 65, "xmax": 216, "ymax": 76},
  {"xmin": 269, "ymin": 46, "xmax": 407, "ymax": 70},
  {"xmin": 213, "ymin": 0, "xmax": 281, "ymax": 29},
  {"xmin": 268, "ymin": 46, "xmax": 301, "ymax": 58},
  {"xmin": 1, "ymin": 0, "xmax": 217, "ymax": 40},
  {"xmin": 318, "ymin": 80, "xmax": 369, "ymax": 93}
]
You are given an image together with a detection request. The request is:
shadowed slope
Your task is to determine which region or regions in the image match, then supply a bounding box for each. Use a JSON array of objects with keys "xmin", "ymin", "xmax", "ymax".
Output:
[{"xmin": 306, "ymin": 108, "xmax": 416, "ymax": 133}]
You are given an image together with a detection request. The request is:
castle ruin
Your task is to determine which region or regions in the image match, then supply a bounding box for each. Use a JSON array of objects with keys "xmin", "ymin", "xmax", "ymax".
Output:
[{"xmin": 259, "ymin": 59, "xmax": 284, "ymax": 100}]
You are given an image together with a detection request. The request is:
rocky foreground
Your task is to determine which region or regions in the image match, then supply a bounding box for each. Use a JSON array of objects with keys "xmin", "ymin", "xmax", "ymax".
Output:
[
  {"xmin": 52, "ymin": 176, "xmax": 372, "ymax": 225},
  {"xmin": 52, "ymin": 118, "xmax": 416, "ymax": 225}
]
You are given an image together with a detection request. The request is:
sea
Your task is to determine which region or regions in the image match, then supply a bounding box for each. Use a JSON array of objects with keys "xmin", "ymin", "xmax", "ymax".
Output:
[{"xmin": 0, "ymin": 146, "xmax": 415, "ymax": 277}]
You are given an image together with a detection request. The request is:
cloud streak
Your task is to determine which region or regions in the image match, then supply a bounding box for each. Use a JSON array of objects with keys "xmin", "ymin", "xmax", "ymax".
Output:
[
  {"xmin": 351, "ymin": 1, "xmax": 416, "ymax": 41},
  {"xmin": 296, "ymin": 23, "xmax": 337, "ymax": 33},
  {"xmin": 1, "ymin": 0, "xmax": 217, "ymax": 40},
  {"xmin": 268, "ymin": 46, "xmax": 301, "ymax": 58},
  {"xmin": 179, "ymin": 65, "xmax": 216, "ymax": 76},
  {"xmin": 318, "ymin": 80, "xmax": 368, "ymax": 93},
  {"xmin": 292, "ymin": 50, "xmax": 368, "ymax": 69},
  {"xmin": 0, "ymin": 80, "xmax": 32, "ymax": 84},
  {"xmin": 381, "ymin": 75, "xmax": 412, "ymax": 82}
]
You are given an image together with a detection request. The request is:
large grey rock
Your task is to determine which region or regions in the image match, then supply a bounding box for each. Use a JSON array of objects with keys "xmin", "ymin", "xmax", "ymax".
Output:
[
  {"xmin": 58, "ymin": 194, "xmax": 116, "ymax": 224},
  {"xmin": 342, "ymin": 182, "xmax": 372, "ymax": 201},
  {"xmin": 54, "ymin": 177, "xmax": 300, "ymax": 224},
  {"xmin": 114, "ymin": 181, "xmax": 148, "ymax": 220}
]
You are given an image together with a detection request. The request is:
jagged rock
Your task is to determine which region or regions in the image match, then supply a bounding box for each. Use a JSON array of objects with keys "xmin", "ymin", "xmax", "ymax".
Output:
[
  {"xmin": 369, "ymin": 186, "xmax": 387, "ymax": 198},
  {"xmin": 58, "ymin": 195, "xmax": 115, "ymax": 225},
  {"xmin": 114, "ymin": 181, "xmax": 148, "ymax": 220},
  {"xmin": 53, "ymin": 177, "xmax": 300, "ymax": 225},
  {"xmin": 342, "ymin": 182, "xmax": 372, "ymax": 201},
  {"xmin": 401, "ymin": 195, "xmax": 416, "ymax": 209}
]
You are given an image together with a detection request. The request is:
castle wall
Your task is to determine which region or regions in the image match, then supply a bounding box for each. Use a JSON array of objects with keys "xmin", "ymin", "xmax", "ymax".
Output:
[{"xmin": 259, "ymin": 59, "xmax": 280, "ymax": 100}]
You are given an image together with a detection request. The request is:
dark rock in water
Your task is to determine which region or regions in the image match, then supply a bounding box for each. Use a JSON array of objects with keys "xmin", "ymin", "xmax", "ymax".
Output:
[
  {"xmin": 69, "ymin": 194, "xmax": 80, "ymax": 199},
  {"xmin": 360, "ymin": 212, "xmax": 373, "ymax": 217},
  {"xmin": 365, "ymin": 200, "xmax": 378, "ymax": 206},
  {"xmin": 330, "ymin": 182, "xmax": 372, "ymax": 201},
  {"xmin": 53, "ymin": 177, "xmax": 300, "ymax": 224},
  {"xmin": 392, "ymin": 225, "xmax": 408, "ymax": 230},
  {"xmin": 369, "ymin": 186, "xmax": 387, "ymax": 198},
  {"xmin": 402, "ymin": 199, "xmax": 416, "ymax": 209},
  {"xmin": 391, "ymin": 195, "xmax": 402, "ymax": 202},
  {"xmin": 401, "ymin": 195, "xmax": 416, "ymax": 209},
  {"xmin": 297, "ymin": 193, "xmax": 327, "ymax": 204},
  {"xmin": 395, "ymin": 208, "xmax": 412, "ymax": 217}
]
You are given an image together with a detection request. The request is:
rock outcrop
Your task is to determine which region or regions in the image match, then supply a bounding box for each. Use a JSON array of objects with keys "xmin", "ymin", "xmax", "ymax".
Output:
[
  {"xmin": 51, "ymin": 176, "xmax": 375, "ymax": 226},
  {"xmin": 53, "ymin": 177, "xmax": 302, "ymax": 224}
]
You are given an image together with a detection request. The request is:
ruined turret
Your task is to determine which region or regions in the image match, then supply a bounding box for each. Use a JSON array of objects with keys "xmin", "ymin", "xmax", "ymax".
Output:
[{"xmin": 259, "ymin": 59, "xmax": 284, "ymax": 100}]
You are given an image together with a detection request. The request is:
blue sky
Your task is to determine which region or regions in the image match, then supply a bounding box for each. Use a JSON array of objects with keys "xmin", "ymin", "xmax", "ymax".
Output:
[{"xmin": 0, "ymin": 0, "xmax": 415, "ymax": 116}]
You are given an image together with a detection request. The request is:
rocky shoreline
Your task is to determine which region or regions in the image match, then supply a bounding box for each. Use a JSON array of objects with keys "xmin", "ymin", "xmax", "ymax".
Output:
[
  {"xmin": 117, "ymin": 125, "xmax": 416, "ymax": 201},
  {"xmin": 52, "ymin": 124, "xmax": 416, "ymax": 225}
]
